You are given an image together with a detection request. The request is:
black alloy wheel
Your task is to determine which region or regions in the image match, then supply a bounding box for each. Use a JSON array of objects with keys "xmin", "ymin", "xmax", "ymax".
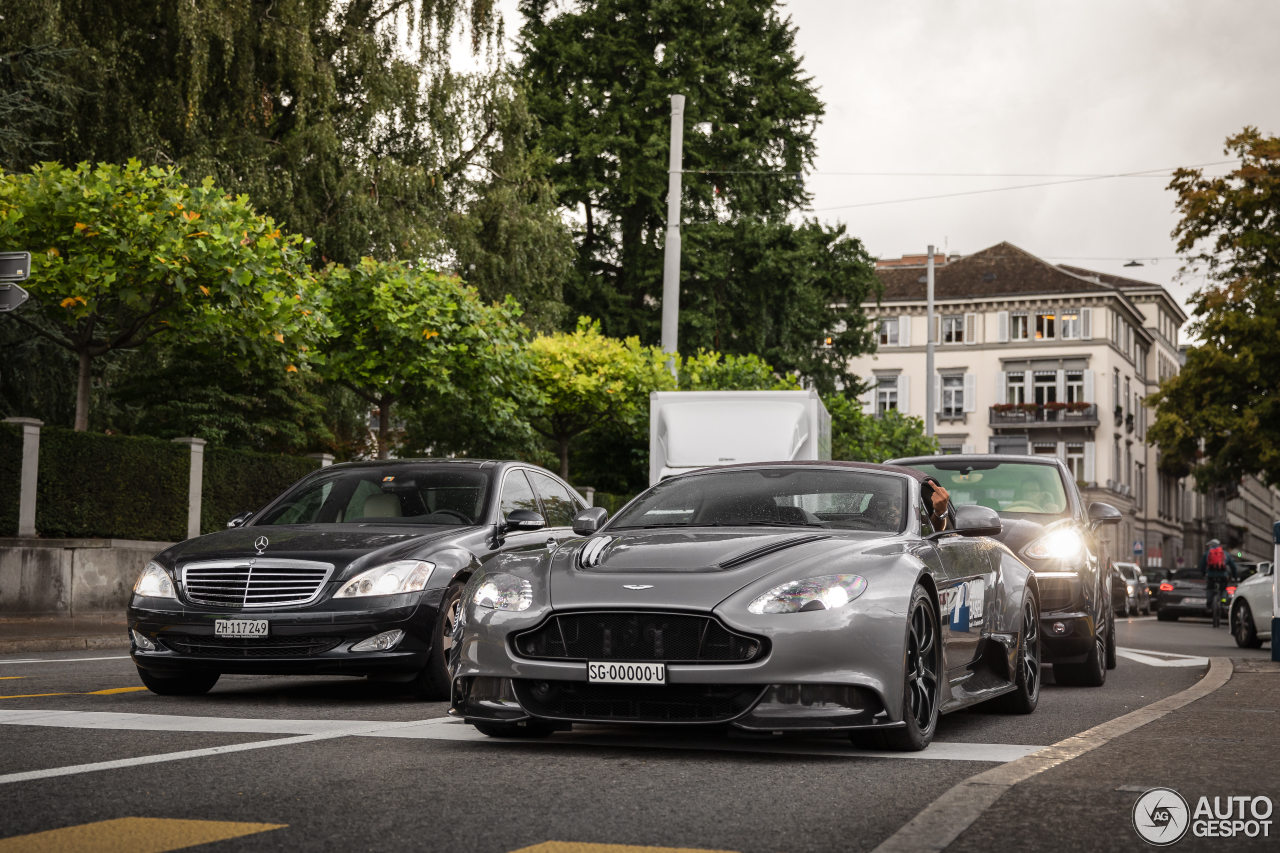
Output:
[
  {"xmin": 136, "ymin": 668, "xmax": 220, "ymax": 696},
  {"xmin": 863, "ymin": 585, "xmax": 941, "ymax": 751},
  {"xmin": 997, "ymin": 595, "xmax": 1041, "ymax": 714},
  {"xmin": 412, "ymin": 581, "xmax": 465, "ymax": 699},
  {"xmin": 1232, "ymin": 601, "xmax": 1263, "ymax": 649}
]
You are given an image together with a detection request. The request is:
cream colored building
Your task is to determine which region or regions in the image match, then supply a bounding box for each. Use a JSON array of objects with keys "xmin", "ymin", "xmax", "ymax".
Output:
[{"xmin": 847, "ymin": 242, "xmax": 1190, "ymax": 568}]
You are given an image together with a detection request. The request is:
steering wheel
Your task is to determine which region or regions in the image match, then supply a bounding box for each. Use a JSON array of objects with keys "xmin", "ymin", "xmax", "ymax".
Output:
[{"xmin": 428, "ymin": 508, "xmax": 472, "ymax": 524}]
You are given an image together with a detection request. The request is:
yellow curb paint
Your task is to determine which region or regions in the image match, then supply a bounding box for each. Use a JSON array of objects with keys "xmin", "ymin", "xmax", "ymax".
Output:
[
  {"xmin": 0, "ymin": 693, "xmax": 69, "ymax": 700},
  {"xmin": 0, "ymin": 677, "xmax": 25, "ymax": 681},
  {"xmin": 1, "ymin": 686, "xmax": 149, "ymax": 700},
  {"xmin": 510, "ymin": 844, "xmax": 738, "ymax": 853},
  {"xmin": 88, "ymin": 687, "xmax": 150, "ymax": 695},
  {"xmin": 0, "ymin": 817, "xmax": 286, "ymax": 853}
]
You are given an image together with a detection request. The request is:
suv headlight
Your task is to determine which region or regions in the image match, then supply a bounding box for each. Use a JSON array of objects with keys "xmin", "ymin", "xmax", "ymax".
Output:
[
  {"xmin": 336, "ymin": 561, "xmax": 435, "ymax": 598},
  {"xmin": 133, "ymin": 561, "xmax": 176, "ymax": 599},
  {"xmin": 748, "ymin": 574, "xmax": 868, "ymax": 614},
  {"xmin": 1024, "ymin": 528, "xmax": 1084, "ymax": 562},
  {"xmin": 473, "ymin": 573, "xmax": 533, "ymax": 611}
]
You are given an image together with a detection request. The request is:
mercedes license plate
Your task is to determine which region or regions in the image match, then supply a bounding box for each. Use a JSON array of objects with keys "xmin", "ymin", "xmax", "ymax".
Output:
[
  {"xmin": 588, "ymin": 662, "xmax": 665, "ymax": 685},
  {"xmin": 214, "ymin": 619, "xmax": 269, "ymax": 638}
]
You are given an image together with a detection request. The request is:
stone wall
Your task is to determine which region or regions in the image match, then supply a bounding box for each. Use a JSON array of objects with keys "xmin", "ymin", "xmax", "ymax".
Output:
[{"xmin": 0, "ymin": 538, "xmax": 172, "ymax": 616}]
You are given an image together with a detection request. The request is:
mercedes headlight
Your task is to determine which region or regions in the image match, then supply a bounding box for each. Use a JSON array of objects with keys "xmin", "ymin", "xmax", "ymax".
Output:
[
  {"xmin": 1024, "ymin": 528, "xmax": 1084, "ymax": 562},
  {"xmin": 473, "ymin": 573, "xmax": 533, "ymax": 612},
  {"xmin": 336, "ymin": 561, "xmax": 435, "ymax": 598},
  {"xmin": 748, "ymin": 574, "xmax": 868, "ymax": 614},
  {"xmin": 133, "ymin": 561, "xmax": 176, "ymax": 599}
]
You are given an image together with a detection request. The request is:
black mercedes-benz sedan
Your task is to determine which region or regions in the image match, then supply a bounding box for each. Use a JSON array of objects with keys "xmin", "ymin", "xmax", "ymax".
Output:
[
  {"xmin": 890, "ymin": 454, "xmax": 1122, "ymax": 686},
  {"xmin": 129, "ymin": 459, "xmax": 588, "ymax": 698}
]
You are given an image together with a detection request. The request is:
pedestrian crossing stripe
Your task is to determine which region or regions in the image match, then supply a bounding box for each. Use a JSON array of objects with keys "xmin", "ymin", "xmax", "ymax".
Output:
[{"xmin": 0, "ymin": 817, "xmax": 285, "ymax": 853}]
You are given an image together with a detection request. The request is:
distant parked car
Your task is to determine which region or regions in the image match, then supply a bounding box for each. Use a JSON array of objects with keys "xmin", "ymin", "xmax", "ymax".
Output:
[
  {"xmin": 1156, "ymin": 568, "xmax": 1212, "ymax": 620},
  {"xmin": 1230, "ymin": 562, "xmax": 1274, "ymax": 648},
  {"xmin": 1114, "ymin": 561, "xmax": 1151, "ymax": 616},
  {"xmin": 129, "ymin": 459, "xmax": 589, "ymax": 698},
  {"xmin": 890, "ymin": 454, "xmax": 1121, "ymax": 686}
]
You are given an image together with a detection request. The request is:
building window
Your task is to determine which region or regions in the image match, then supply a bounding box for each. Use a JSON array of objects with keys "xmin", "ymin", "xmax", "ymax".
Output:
[
  {"xmin": 942, "ymin": 315, "xmax": 964, "ymax": 343},
  {"xmin": 1033, "ymin": 371, "xmax": 1058, "ymax": 405},
  {"xmin": 1035, "ymin": 312, "xmax": 1056, "ymax": 340},
  {"xmin": 876, "ymin": 377, "xmax": 898, "ymax": 415},
  {"xmin": 941, "ymin": 375, "xmax": 964, "ymax": 417},
  {"xmin": 1065, "ymin": 370, "xmax": 1085, "ymax": 403},
  {"xmin": 1066, "ymin": 443, "xmax": 1085, "ymax": 482},
  {"xmin": 1006, "ymin": 371, "xmax": 1026, "ymax": 404},
  {"xmin": 1032, "ymin": 442, "xmax": 1057, "ymax": 457},
  {"xmin": 878, "ymin": 318, "xmax": 898, "ymax": 346},
  {"xmin": 1060, "ymin": 311, "xmax": 1080, "ymax": 339},
  {"xmin": 1011, "ymin": 313, "xmax": 1030, "ymax": 341}
]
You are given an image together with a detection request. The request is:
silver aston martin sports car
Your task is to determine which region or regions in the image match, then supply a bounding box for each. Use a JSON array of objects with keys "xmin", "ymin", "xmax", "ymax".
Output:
[{"xmin": 450, "ymin": 462, "xmax": 1042, "ymax": 751}]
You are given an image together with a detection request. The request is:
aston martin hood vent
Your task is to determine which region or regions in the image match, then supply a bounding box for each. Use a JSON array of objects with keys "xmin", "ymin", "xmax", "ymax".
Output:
[
  {"xmin": 717, "ymin": 534, "xmax": 832, "ymax": 569},
  {"xmin": 574, "ymin": 531, "xmax": 831, "ymax": 573},
  {"xmin": 579, "ymin": 536, "xmax": 613, "ymax": 569}
]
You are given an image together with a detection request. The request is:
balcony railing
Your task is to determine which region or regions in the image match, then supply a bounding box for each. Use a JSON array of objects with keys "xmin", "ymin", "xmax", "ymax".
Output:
[{"xmin": 989, "ymin": 403, "xmax": 1099, "ymax": 427}]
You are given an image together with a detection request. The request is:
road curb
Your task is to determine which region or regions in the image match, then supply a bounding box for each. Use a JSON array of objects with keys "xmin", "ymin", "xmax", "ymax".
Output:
[
  {"xmin": 0, "ymin": 636, "xmax": 130, "ymax": 654},
  {"xmin": 872, "ymin": 656, "xmax": 1235, "ymax": 853}
]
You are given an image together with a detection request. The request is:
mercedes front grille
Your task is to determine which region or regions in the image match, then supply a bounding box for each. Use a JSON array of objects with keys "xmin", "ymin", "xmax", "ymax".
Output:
[{"xmin": 181, "ymin": 559, "xmax": 333, "ymax": 608}]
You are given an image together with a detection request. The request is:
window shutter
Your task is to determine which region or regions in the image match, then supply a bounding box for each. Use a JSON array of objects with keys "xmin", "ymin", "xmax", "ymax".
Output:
[
  {"xmin": 996, "ymin": 371, "xmax": 1008, "ymax": 405},
  {"xmin": 898, "ymin": 315, "xmax": 911, "ymax": 347},
  {"xmin": 860, "ymin": 379, "xmax": 876, "ymax": 415},
  {"xmin": 964, "ymin": 312, "xmax": 978, "ymax": 345},
  {"xmin": 1056, "ymin": 369, "xmax": 1066, "ymax": 402},
  {"xmin": 1084, "ymin": 442, "xmax": 1096, "ymax": 483},
  {"xmin": 997, "ymin": 311, "xmax": 1009, "ymax": 343},
  {"xmin": 933, "ymin": 374, "xmax": 941, "ymax": 413},
  {"xmin": 962, "ymin": 443, "xmax": 975, "ymax": 454},
  {"xmin": 1084, "ymin": 369, "xmax": 1095, "ymax": 404},
  {"xmin": 963, "ymin": 372, "xmax": 976, "ymax": 412},
  {"xmin": 1023, "ymin": 372, "xmax": 1034, "ymax": 402},
  {"xmin": 898, "ymin": 374, "xmax": 911, "ymax": 414}
]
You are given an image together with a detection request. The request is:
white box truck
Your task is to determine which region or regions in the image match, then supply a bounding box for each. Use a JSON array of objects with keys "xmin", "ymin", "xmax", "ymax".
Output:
[{"xmin": 649, "ymin": 390, "xmax": 832, "ymax": 485}]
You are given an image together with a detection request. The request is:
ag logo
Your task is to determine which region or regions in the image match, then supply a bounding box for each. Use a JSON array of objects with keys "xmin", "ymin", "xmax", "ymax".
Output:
[{"xmin": 1133, "ymin": 787, "xmax": 1190, "ymax": 845}]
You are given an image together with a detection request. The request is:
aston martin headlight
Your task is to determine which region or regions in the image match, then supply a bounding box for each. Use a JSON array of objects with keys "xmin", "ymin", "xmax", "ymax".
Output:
[
  {"xmin": 473, "ymin": 573, "xmax": 533, "ymax": 612},
  {"xmin": 133, "ymin": 561, "xmax": 176, "ymax": 599},
  {"xmin": 748, "ymin": 574, "xmax": 868, "ymax": 615},
  {"xmin": 1024, "ymin": 528, "xmax": 1084, "ymax": 562},
  {"xmin": 336, "ymin": 561, "xmax": 435, "ymax": 598}
]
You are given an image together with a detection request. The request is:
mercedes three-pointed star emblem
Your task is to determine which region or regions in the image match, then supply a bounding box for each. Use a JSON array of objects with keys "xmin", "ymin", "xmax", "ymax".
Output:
[{"xmin": 254, "ymin": 535, "xmax": 269, "ymax": 555}]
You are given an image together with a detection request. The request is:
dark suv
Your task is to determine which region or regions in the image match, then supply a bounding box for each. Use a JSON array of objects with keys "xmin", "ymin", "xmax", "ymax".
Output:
[{"xmin": 891, "ymin": 454, "xmax": 1122, "ymax": 686}]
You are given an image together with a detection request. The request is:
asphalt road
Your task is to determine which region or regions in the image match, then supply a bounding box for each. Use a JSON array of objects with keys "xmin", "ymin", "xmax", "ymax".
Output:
[{"xmin": 0, "ymin": 617, "xmax": 1257, "ymax": 853}]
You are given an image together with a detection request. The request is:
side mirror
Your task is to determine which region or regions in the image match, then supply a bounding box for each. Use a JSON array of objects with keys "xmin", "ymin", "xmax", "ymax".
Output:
[
  {"xmin": 952, "ymin": 504, "xmax": 1002, "ymax": 537},
  {"xmin": 503, "ymin": 508, "xmax": 545, "ymax": 533},
  {"xmin": 1087, "ymin": 501, "xmax": 1123, "ymax": 527},
  {"xmin": 572, "ymin": 506, "xmax": 609, "ymax": 537},
  {"xmin": 227, "ymin": 510, "xmax": 254, "ymax": 529}
]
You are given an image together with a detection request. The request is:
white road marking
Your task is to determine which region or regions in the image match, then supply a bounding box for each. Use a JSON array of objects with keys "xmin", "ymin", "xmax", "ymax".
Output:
[
  {"xmin": 0, "ymin": 656, "xmax": 131, "ymax": 666},
  {"xmin": 0, "ymin": 709, "xmax": 1044, "ymax": 766},
  {"xmin": 1115, "ymin": 647, "xmax": 1209, "ymax": 667}
]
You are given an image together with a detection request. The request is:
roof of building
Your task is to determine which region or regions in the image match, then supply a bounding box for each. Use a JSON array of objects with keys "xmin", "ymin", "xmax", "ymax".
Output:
[{"xmin": 875, "ymin": 242, "xmax": 1124, "ymax": 302}]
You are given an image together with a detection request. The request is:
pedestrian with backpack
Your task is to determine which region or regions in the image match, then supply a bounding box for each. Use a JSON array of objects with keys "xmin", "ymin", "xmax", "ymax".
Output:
[{"xmin": 1199, "ymin": 538, "xmax": 1238, "ymax": 624}]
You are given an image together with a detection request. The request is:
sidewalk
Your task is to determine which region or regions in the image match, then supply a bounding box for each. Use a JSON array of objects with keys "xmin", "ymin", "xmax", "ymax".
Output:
[{"xmin": 0, "ymin": 614, "xmax": 129, "ymax": 653}]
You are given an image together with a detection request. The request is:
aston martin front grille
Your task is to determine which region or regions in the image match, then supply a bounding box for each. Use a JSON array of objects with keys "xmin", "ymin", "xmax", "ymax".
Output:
[
  {"xmin": 181, "ymin": 559, "xmax": 333, "ymax": 608},
  {"xmin": 513, "ymin": 680, "xmax": 764, "ymax": 723},
  {"xmin": 513, "ymin": 611, "xmax": 766, "ymax": 663},
  {"xmin": 160, "ymin": 635, "xmax": 342, "ymax": 658}
]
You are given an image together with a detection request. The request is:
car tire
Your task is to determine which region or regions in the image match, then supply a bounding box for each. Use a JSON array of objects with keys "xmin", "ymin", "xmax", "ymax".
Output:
[
  {"xmin": 1232, "ymin": 601, "xmax": 1263, "ymax": 649},
  {"xmin": 995, "ymin": 594, "xmax": 1040, "ymax": 715},
  {"xmin": 864, "ymin": 585, "xmax": 941, "ymax": 751},
  {"xmin": 1157, "ymin": 611, "xmax": 1177, "ymax": 622},
  {"xmin": 136, "ymin": 667, "xmax": 219, "ymax": 696},
  {"xmin": 411, "ymin": 581, "xmax": 465, "ymax": 700},
  {"xmin": 473, "ymin": 720, "xmax": 557, "ymax": 738},
  {"xmin": 1104, "ymin": 607, "xmax": 1117, "ymax": 670},
  {"xmin": 1054, "ymin": 616, "xmax": 1107, "ymax": 687}
]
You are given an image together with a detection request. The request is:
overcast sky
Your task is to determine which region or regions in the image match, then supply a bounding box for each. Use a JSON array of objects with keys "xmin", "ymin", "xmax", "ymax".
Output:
[{"xmin": 781, "ymin": 0, "xmax": 1280, "ymax": 327}]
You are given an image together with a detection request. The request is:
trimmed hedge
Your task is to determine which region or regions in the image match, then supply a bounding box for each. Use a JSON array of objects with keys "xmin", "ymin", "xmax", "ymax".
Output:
[
  {"xmin": 592, "ymin": 491, "xmax": 636, "ymax": 517},
  {"xmin": 202, "ymin": 447, "xmax": 319, "ymax": 534},
  {"xmin": 0, "ymin": 422, "xmax": 21, "ymax": 535},
  {"xmin": 36, "ymin": 427, "xmax": 188, "ymax": 540}
]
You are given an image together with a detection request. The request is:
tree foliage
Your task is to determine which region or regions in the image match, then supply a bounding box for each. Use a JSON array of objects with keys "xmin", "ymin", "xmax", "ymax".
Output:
[
  {"xmin": 1148, "ymin": 127, "xmax": 1280, "ymax": 488},
  {"xmin": 0, "ymin": 161, "xmax": 326, "ymax": 430},
  {"xmin": 319, "ymin": 258, "xmax": 530, "ymax": 458},
  {"xmin": 826, "ymin": 396, "xmax": 938, "ymax": 464}
]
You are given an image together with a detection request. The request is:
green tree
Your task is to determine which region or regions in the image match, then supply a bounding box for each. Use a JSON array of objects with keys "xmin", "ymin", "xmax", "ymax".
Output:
[
  {"xmin": 677, "ymin": 351, "xmax": 800, "ymax": 391},
  {"xmin": 1148, "ymin": 127, "xmax": 1280, "ymax": 488},
  {"xmin": 319, "ymin": 258, "xmax": 530, "ymax": 459},
  {"xmin": 526, "ymin": 318, "xmax": 675, "ymax": 479},
  {"xmin": 826, "ymin": 396, "xmax": 938, "ymax": 463},
  {"xmin": 0, "ymin": 161, "xmax": 326, "ymax": 430}
]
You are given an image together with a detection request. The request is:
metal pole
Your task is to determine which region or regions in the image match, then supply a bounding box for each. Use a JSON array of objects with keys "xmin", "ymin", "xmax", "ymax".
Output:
[
  {"xmin": 660, "ymin": 94, "xmax": 686, "ymax": 378},
  {"xmin": 925, "ymin": 245, "xmax": 935, "ymax": 436}
]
